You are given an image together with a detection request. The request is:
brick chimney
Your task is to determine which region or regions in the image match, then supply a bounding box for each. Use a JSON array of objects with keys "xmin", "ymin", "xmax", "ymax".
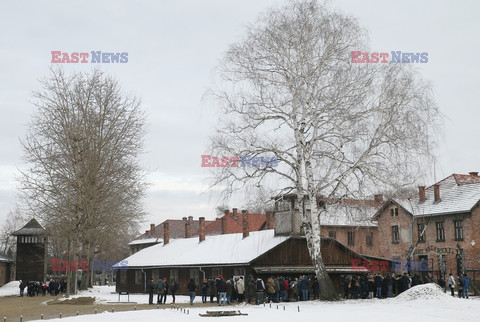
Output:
[
  {"xmin": 266, "ymin": 211, "xmax": 274, "ymax": 230},
  {"xmin": 221, "ymin": 216, "xmax": 227, "ymax": 234},
  {"xmin": 374, "ymin": 194, "xmax": 383, "ymax": 204},
  {"xmin": 185, "ymin": 220, "xmax": 191, "ymax": 238},
  {"xmin": 164, "ymin": 222, "xmax": 169, "ymax": 245},
  {"xmin": 188, "ymin": 216, "xmax": 193, "ymax": 223},
  {"xmin": 242, "ymin": 210, "xmax": 249, "ymax": 238},
  {"xmin": 469, "ymin": 172, "xmax": 479, "ymax": 176},
  {"xmin": 233, "ymin": 208, "xmax": 238, "ymax": 217},
  {"xmin": 199, "ymin": 217, "xmax": 205, "ymax": 242},
  {"xmin": 224, "ymin": 210, "xmax": 229, "ymax": 216},
  {"xmin": 419, "ymin": 186, "xmax": 426, "ymax": 202},
  {"xmin": 434, "ymin": 184, "xmax": 441, "ymax": 202},
  {"xmin": 150, "ymin": 224, "xmax": 155, "ymax": 235},
  {"xmin": 145, "ymin": 230, "xmax": 149, "ymax": 236}
]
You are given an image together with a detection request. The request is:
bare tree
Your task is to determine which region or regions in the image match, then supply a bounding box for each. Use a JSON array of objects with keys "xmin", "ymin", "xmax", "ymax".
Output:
[
  {"xmin": 206, "ymin": 0, "xmax": 442, "ymax": 300},
  {"xmin": 0, "ymin": 207, "xmax": 27, "ymax": 255},
  {"xmin": 18, "ymin": 67, "xmax": 148, "ymax": 296}
]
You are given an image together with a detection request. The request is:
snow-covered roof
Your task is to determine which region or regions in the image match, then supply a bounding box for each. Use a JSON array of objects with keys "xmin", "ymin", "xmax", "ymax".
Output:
[
  {"xmin": 114, "ymin": 229, "xmax": 289, "ymax": 269},
  {"xmin": 128, "ymin": 237, "xmax": 162, "ymax": 246},
  {"xmin": 393, "ymin": 174, "xmax": 480, "ymax": 217},
  {"xmin": 320, "ymin": 201, "xmax": 378, "ymax": 227}
]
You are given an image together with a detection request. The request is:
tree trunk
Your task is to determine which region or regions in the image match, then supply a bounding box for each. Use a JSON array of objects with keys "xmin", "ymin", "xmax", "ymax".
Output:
[
  {"xmin": 65, "ymin": 238, "xmax": 71, "ymax": 298},
  {"xmin": 305, "ymin": 154, "xmax": 339, "ymax": 300}
]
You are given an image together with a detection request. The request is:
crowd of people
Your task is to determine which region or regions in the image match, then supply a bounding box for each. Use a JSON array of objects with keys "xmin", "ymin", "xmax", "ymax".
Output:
[
  {"xmin": 147, "ymin": 275, "xmax": 319, "ymax": 305},
  {"xmin": 18, "ymin": 279, "xmax": 67, "ymax": 297},
  {"xmin": 343, "ymin": 272, "xmax": 472, "ymax": 299}
]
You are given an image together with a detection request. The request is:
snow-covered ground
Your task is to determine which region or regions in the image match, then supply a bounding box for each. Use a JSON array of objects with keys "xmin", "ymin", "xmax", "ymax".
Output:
[
  {"xmin": 1, "ymin": 283, "xmax": 478, "ymax": 321},
  {"xmin": 14, "ymin": 284, "xmax": 477, "ymax": 322},
  {"xmin": 0, "ymin": 281, "xmax": 20, "ymax": 297}
]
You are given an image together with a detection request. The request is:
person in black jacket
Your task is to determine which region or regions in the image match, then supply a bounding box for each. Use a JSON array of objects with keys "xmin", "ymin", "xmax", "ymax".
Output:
[
  {"xmin": 208, "ymin": 278, "xmax": 216, "ymax": 303},
  {"xmin": 217, "ymin": 276, "xmax": 227, "ymax": 306},
  {"xmin": 187, "ymin": 278, "xmax": 196, "ymax": 305},
  {"xmin": 201, "ymin": 279, "xmax": 209, "ymax": 303},
  {"xmin": 147, "ymin": 279, "xmax": 155, "ymax": 304},
  {"xmin": 171, "ymin": 280, "xmax": 178, "ymax": 304},
  {"xmin": 256, "ymin": 277, "xmax": 265, "ymax": 305}
]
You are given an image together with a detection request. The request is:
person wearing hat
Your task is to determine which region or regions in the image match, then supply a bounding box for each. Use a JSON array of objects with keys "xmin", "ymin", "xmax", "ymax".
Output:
[
  {"xmin": 161, "ymin": 277, "xmax": 169, "ymax": 303},
  {"xmin": 217, "ymin": 276, "xmax": 227, "ymax": 306}
]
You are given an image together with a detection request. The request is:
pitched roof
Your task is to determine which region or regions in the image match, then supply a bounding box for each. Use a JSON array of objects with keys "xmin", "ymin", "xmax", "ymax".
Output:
[
  {"xmin": 320, "ymin": 200, "xmax": 380, "ymax": 227},
  {"xmin": 381, "ymin": 173, "xmax": 480, "ymax": 217},
  {"xmin": 114, "ymin": 229, "xmax": 289, "ymax": 269},
  {"xmin": 130, "ymin": 218, "xmax": 214, "ymax": 246},
  {"xmin": 194, "ymin": 212, "xmax": 267, "ymax": 236},
  {"xmin": 12, "ymin": 218, "xmax": 47, "ymax": 236}
]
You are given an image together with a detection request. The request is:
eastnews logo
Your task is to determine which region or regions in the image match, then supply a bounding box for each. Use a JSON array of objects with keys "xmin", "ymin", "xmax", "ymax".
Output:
[
  {"xmin": 51, "ymin": 51, "xmax": 128, "ymax": 63},
  {"xmin": 351, "ymin": 51, "xmax": 428, "ymax": 63},
  {"xmin": 201, "ymin": 155, "xmax": 278, "ymax": 168}
]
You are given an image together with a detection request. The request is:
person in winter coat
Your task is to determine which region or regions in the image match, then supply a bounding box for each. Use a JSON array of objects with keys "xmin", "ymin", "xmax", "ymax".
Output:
[
  {"xmin": 384, "ymin": 273, "xmax": 393, "ymax": 298},
  {"xmin": 399, "ymin": 273, "xmax": 410, "ymax": 294},
  {"xmin": 171, "ymin": 280, "xmax": 178, "ymax": 304},
  {"xmin": 226, "ymin": 279, "xmax": 233, "ymax": 304},
  {"xmin": 187, "ymin": 278, "xmax": 196, "ymax": 305},
  {"xmin": 148, "ymin": 279, "xmax": 155, "ymax": 304},
  {"xmin": 360, "ymin": 275, "xmax": 368, "ymax": 299},
  {"xmin": 236, "ymin": 277, "xmax": 245, "ymax": 302},
  {"xmin": 19, "ymin": 280, "xmax": 25, "ymax": 297},
  {"xmin": 208, "ymin": 278, "xmax": 216, "ymax": 303},
  {"xmin": 291, "ymin": 278, "xmax": 299, "ymax": 301},
  {"xmin": 247, "ymin": 276, "xmax": 256, "ymax": 304},
  {"xmin": 312, "ymin": 277, "xmax": 320, "ymax": 300},
  {"xmin": 457, "ymin": 276, "xmax": 463, "ymax": 298},
  {"xmin": 298, "ymin": 276, "xmax": 309, "ymax": 301},
  {"xmin": 256, "ymin": 277, "xmax": 265, "ymax": 305},
  {"xmin": 156, "ymin": 278, "xmax": 164, "ymax": 304},
  {"xmin": 448, "ymin": 273, "xmax": 456, "ymax": 297},
  {"xmin": 201, "ymin": 279, "xmax": 209, "ymax": 303},
  {"xmin": 462, "ymin": 274, "xmax": 470, "ymax": 298},
  {"xmin": 374, "ymin": 274, "xmax": 383, "ymax": 298},
  {"xmin": 217, "ymin": 276, "xmax": 227, "ymax": 306},
  {"xmin": 267, "ymin": 277, "xmax": 276, "ymax": 302},
  {"xmin": 161, "ymin": 278, "xmax": 169, "ymax": 303}
]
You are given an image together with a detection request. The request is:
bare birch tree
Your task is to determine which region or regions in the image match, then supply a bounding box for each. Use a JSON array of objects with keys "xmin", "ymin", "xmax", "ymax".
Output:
[
  {"xmin": 0, "ymin": 207, "xmax": 27, "ymax": 255},
  {"xmin": 19, "ymin": 67, "xmax": 147, "ymax": 296},
  {"xmin": 207, "ymin": 0, "xmax": 442, "ymax": 300}
]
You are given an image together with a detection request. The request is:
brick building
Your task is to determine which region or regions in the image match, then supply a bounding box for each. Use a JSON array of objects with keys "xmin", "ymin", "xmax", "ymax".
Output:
[
  {"xmin": 273, "ymin": 194, "xmax": 382, "ymax": 255},
  {"xmin": 373, "ymin": 173, "xmax": 480, "ymax": 285},
  {"xmin": 129, "ymin": 217, "xmax": 214, "ymax": 254}
]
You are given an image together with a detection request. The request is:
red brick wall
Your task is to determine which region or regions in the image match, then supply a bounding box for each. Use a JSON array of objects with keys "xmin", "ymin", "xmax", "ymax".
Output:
[
  {"xmin": 375, "ymin": 201, "xmax": 480, "ymax": 278},
  {"xmin": 375, "ymin": 204, "xmax": 412, "ymax": 260},
  {"xmin": 320, "ymin": 226, "xmax": 378, "ymax": 255}
]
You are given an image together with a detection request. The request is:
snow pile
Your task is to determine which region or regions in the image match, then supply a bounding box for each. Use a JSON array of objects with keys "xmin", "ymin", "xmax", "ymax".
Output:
[
  {"xmin": 396, "ymin": 283, "xmax": 450, "ymax": 301},
  {"xmin": 0, "ymin": 281, "xmax": 20, "ymax": 297}
]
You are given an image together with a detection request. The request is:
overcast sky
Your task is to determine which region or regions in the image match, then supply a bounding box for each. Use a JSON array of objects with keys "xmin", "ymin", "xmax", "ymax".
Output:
[{"xmin": 1, "ymin": 0, "xmax": 479, "ymax": 230}]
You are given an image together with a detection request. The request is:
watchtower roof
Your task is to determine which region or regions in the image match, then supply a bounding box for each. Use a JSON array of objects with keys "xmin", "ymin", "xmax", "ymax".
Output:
[{"xmin": 12, "ymin": 218, "xmax": 47, "ymax": 236}]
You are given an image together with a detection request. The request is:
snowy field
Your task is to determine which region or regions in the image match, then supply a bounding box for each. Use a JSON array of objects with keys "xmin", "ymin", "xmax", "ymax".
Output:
[{"xmin": 1, "ymin": 282, "xmax": 478, "ymax": 321}]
